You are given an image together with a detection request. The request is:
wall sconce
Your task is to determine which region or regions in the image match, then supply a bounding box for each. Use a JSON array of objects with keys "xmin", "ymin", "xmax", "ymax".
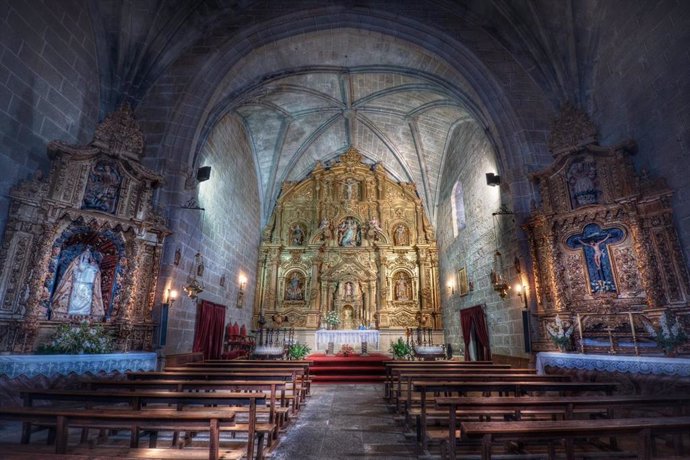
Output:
[
  {"xmin": 197, "ymin": 166, "xmax": 212, "ymax": 182},
  {"xmin": 486, "ymin": 172, "xmax": 501, "ymax": 186},
  {"xmin": 237, "ymin": 274, "xmax": 247, "ymax": 308},
  {"xmin": 166, "ymin": 289, "xmax": 178, "ymax": 308},
  {"xmin": 514, "ymin": 283, "xmax": 528, "ymax": 310},
  {"xmin": 447, "ymin": 282, "xmax": 455, "ymax": 295}
]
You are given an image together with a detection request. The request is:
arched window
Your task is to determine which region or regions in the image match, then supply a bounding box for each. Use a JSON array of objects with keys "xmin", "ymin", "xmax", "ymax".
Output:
[{"xmin": 450, "ymin": 180, "xmax": 466, "ymax": 237}]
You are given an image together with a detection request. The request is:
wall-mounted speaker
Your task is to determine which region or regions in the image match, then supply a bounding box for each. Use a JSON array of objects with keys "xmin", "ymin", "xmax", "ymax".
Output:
[{"xmin": 196, "ymin": 166, "xmax": 212, "ymax": 182}]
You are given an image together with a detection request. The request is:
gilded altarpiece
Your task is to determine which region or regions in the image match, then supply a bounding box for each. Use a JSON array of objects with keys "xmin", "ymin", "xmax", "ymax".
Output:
[
  {"xmin": 525, "ymin": 105, "xmax": 690, "ymax": 352},
  {"xmin": 0, "ymin": 105, "xmax": 169, "ymax": 352},
  {"xmin": 254, "ymin": 148, "xmax": 441, "ymax": 331}
]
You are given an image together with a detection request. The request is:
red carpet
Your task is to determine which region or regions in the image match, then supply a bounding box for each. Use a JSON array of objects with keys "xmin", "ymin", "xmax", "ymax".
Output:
[{"xmin": 307, "ymin": 353, "xmax": 389, "ymax": 383}]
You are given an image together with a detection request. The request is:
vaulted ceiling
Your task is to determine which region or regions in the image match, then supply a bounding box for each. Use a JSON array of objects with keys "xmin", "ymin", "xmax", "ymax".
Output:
[
  {"xmin": 88, "ymin": 0, "xmax": 604, "ymax": 224},
  {"xmin": 231, "ymin": 67, "xmax": 472, "ymax": 220}
]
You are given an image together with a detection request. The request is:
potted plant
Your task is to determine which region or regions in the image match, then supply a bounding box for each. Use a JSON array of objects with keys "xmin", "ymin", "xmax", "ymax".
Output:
[
  {"xmin": 389, "ymin": 337, "xmax": 413, "ymax": 360},
  {"xmin": 644, "ymin": 310, "xmax": 687, "ymax": 356},
  {"xmin": 545, "ymin": 315, "xmax": 574, "ymax": 352},
  {"xmin": 324, "ymin": 310, "xmax": 340, "ymax": 330},
  {"xmin": 337, "ymin": 344, "xmax": 356, "ymax": 357},
  {"xmin": 36, "ymin": 321, "xmax": 115, "ymax": 355},
  {"xmin": 287, "ymin": 342, "xmax": 311, "ymax": 360}
]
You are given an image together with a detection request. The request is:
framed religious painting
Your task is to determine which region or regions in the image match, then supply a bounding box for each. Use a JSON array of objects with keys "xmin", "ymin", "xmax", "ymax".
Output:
[{"xmin": 457, "ymin": 267, "xmax": 469, "ymax": 296}]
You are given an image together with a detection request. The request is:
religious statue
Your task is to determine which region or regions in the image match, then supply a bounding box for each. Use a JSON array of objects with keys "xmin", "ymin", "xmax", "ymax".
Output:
[
  {"xmin": 342, "ymin": 307, "xmax": 354, "ymax": 329},
  {"xmin": 344, "ymin": 281, "xmax": 354, "ymax": 298},
  {"xmin": 566, "ymin": 223, "xmax": 625, "ymax": 293},
  {"xmin": 395, "ymin": 276, "xmax": 410, "ymax": 301},
  {"xmin": 338, "ymin": 217, "xmax": 361, "ymax": 247},
  {"xmin": 51, "ymin": 248, "xmax": 105, "ymax": 317},
  {"xmin": 344, "ymin": 179, "xmax": 358, "ymax": 200},
  {"xmin": 318, "ymin": 218, "xmax": 332, "ymax": 241},
  {"xmin": 82, "ymin": 161, "xmax": 122, "ymax": 213},
  {"xmin": 285, "ymin": 272, "xmax": 304, "ymax": 300},
  {"xmin": 290, "ymin": 224, "xmax": 305, "ymax": 246},
  {"xmin": 394, "ymin": 224, "xmax": 409, "ymax": 246},
  {"xmin": 567, "ymin": 157, "xmax": 599, "ymax": 207}
]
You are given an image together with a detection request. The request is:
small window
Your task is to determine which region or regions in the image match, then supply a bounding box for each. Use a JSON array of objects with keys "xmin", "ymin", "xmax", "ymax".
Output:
[{"xmin": 450, "ymin": 180, "xmax": 466, "ymax": 238}]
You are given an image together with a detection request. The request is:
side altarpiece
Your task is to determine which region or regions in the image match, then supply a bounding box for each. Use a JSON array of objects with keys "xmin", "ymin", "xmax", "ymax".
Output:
[
  {"xmin": 526, "ymin": 105, "xmax": 690, "ymax": 353},
  {"xmin": 0, "ymin": 105, "xmax": 169, "ymax": 352},
  {"xmin": 254, "ymin": 148, "xmax": 442, "ymax": 331}
]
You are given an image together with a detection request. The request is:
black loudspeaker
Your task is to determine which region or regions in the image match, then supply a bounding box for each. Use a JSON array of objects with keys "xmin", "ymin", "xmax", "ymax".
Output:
[
  {"xmin": 196, "ymin": 166, "xmax": 212, "ymax": 182},
  {"xmin": 522, "ymin": 309, "xmax": 532, "ymax": 353},
  {"xmin": 152, "ymin": 304, "xmax": 169, "ymax": 347}
]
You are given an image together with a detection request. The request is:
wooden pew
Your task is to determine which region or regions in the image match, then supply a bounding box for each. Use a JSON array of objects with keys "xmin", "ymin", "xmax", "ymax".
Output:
[
  {"xmin": 20, "ymin": 389, "xmax": 268, "ymax": 460},
  {"xmin": 393, "ymin": 371, "xmax": 553, "ymax": 414},
  {"xmin": 175, "ymin": 361, "xmax": 313, "ymax": 395},
  {"xmin": 436, "ymin": 394, "xmax": 690, "ymax": 460},
  {"xmin": 460, "ymin": 416, "xmax": 690, "ymax": 460},
  {"xmin": 383, "ymin": 363, "xmax": 515, "ymax": 399},
  {"xmin": 82, "ymin": 378, "xmax": 289, "ymax": 429},
  {"xmin": 149, "ymin": 367, "xmax": 308, "ymax": 411},
  {"xmin": 0, "ymin": 407, "xmax": 236, "ymax": 460},
  {"xmin": 412, "ymin": 380, "xmax": 619, "ymax": 453}
]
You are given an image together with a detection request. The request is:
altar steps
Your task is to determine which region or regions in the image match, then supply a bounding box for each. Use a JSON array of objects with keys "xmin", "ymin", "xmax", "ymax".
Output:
[{"xmin": 307, "ymin": 353, "xmax": 388, "ymax": 383}]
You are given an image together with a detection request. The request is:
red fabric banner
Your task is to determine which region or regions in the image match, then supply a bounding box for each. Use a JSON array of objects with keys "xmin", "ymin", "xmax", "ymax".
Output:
[
  {"xmin": 460, "ymin": 304, "xmax": 491, "ymax": 361},
  {"xmin": 192, "ymin": 299, "xmax": 227, "ymax": 360}
]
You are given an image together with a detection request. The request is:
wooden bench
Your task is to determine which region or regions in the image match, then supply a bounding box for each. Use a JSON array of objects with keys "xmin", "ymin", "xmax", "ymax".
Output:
[
  {"xmin": 383, "ymin": 363, "xmax": 515, "ymax": 399},
  {"xmin": 412, "ymin": 380, "xmax": 619, "ymax": 453},
  {"xmin": 20, "ymin": 389, "xmax": 269, "ymax": 460},
  {"xmin": 0, "ymin": 407, "xmax": 236, "ymax": 460},
  {"xmin": 460, "ymin": 416, "xmax": 690, "ymax": 460},
  {"xmin": 82, "ymin": 378, "xmax": 290, "ymax": 429},
  {"xmin": 394, "ymin": 371, "xmax": 555, "ymax": 414},
  {"xmin": 145, "ymin": 367, "xmax": 308, "ymax": 411},
  {"xmin": 435, "ymin": 395, "xmax": 690, "ymax": 460}
]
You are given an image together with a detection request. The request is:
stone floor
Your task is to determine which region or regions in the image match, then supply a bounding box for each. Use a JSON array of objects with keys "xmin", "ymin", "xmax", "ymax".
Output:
[{"xmin": 271, "ymin": 383, "xmax": 417, "ymax": 460}]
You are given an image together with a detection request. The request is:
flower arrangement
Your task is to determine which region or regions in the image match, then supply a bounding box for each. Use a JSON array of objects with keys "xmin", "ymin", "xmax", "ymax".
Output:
[
  {"xmin": 644, "ymin": 310, "xmax": 687, "ymax": 354},
  {"xmin": 389, "ymin": 337, "xmax": 413, "ymax": 360},
  {"xmin": 36, "ymin": 321, "xmax": 115, "ymax": 354},
  {"xmin": 287, "ymin": 342, "xmax": 311, "ymax": 360},
  {"xmin": 337, "ymin": 344, "xmax": 356, "ymax": 357},
  {"xmin": 324, "ymin": 310, "xmax": 340, "ymax": 328},
  {"xmin": 545, "ymin": 315, "xmax": 574, "ymax": 350}
]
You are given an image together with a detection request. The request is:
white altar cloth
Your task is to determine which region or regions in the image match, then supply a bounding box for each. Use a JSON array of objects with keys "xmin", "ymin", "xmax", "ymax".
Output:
[
  {"xmin": 0, "ymin": 352, "xmax": 157, "ymax": 379},
  {"xmin": 536, "ymin": 352, "xmax": 690, "ymax": 377},
  {"xmin": 315, "ymin": 330, "xmax": 380, "ymax": 350}
]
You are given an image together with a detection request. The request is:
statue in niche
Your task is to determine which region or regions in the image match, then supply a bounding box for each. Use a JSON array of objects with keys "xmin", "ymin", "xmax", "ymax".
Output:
[
  {"xmin": 343, "ymin": 179, "xmax": 358, "ymax": 200},
  {"xmin": 82, "ymin": 160, "xmax": 122, "ymax": 213},
  {"xmin": 290, "ymin": 223, "xmax": 305, "ymax": 246},
  {"xmin": 338, "ymin": 217, "xmax": 361, "ymax": 247},
  {"xmin": 50, "ymin": 248, "xmax": 105, "ymax": 317},
  {"xmin": 344, "ymin": 281, "xmax": 354, "ymax": 298},
  {"xmin": 285, "ymin": 272, "xmax": 304, "ymax": 301},
  {"xmin": 566, "ymin": 223, "xmax": 625, "ymax": 293},
  {"xmin": 342, "ymin": 306, "xmax": 354, "ymax": 329},
  {"xmin": 318, "ymin": 218, "xmax": 333, "ymax": 241},
  {"xmin": 394, "ymin": 224, "xmax": 409, "ymax": 246},
  {"xmin": 394, "ymin": 273, "xmax": 411, "ymax": 301},
  {"xmin": 567, "ymin": 157, "xmax": 599, "ymax": 208}
]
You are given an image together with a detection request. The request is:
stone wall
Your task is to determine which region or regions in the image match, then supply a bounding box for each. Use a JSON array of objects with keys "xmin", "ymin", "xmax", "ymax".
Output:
[
  {"xmin": 159, "ymin": 115, "xmax": 260, "ymax": 354},
  {"xmin": 0, "ymin": 0, "xmax": 100, "ymax": 234},
  {"xmin": 588, "ymin": 0, "xmax": 690, "ymax": 270},
  {"xmin": 437, "ymin": 122, "xmax": 527, "ymax": 358}
]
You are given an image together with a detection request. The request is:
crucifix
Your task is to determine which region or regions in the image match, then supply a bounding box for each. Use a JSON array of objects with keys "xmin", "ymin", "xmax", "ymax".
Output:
[{"xmin": 566, "ymin": 223, "xmax": 625, "ymax": 293}]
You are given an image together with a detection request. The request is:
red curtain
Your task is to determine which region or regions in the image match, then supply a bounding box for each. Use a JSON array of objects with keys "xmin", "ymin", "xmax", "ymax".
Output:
[
  {"xmin": 460, "ymin": 305, "xmax": 491, "ymax": 361},
  {"xmin": 192, "ymin": 300, "xmax": 227, "ymax": 360}
]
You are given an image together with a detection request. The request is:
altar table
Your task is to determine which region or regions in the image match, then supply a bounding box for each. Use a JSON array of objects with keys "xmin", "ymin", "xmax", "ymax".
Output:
[
  {"xmin": 315, "ymin": 330, "xmax": 380, "ymax": 350},
  {"xmin": 536, "ymin": 352, "xmax": 690, "ymax": 377},
  {"xmin": 0, "ymin": 352, "xmax": 157, "ymax": 379}
]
